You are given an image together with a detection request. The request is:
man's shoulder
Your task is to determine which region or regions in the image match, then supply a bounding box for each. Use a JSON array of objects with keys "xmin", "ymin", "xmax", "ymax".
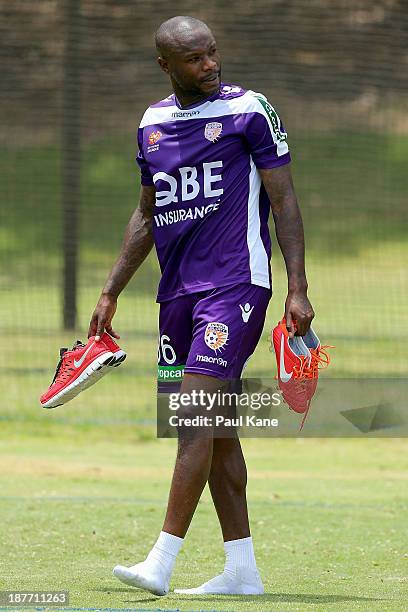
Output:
[
  {"xmin": 149, "ymin": 94, "xmax": 176, "ymax": 109},
  {"xmin": 218, "ymin": 83, "xmax": 247, "ymax": 100},
  {"xmin": 217, "ymin": 83, "xmax": 262, "ymax": 107},
  {"xmin": 218, "ymin": 85, "xmax": 275, "ymax": 114},
  {"xmin": 139, "ymin": 94, "xmax": 176, "ymax": 128}
]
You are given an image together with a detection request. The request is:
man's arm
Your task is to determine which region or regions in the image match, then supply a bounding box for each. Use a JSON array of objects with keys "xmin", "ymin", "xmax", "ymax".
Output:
[
  {"xmin": 88, "ymin": 185, "xmax": 156, "ymax": 339},
  {"xmin": 259, "ymin": 164, "xmax": 314, "ymax": 337}
]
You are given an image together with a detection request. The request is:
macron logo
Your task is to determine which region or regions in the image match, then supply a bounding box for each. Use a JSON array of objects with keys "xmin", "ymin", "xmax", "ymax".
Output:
[
  {"xmin": 171, "ymin": 110, "xmax": 200, "ymax": 118},
  {"xmin": 239, "ymin": 303, "xmax": 254, "ymax": 323}
]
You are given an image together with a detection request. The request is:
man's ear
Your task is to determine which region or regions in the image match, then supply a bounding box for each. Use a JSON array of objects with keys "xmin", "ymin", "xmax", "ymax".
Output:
[{"xmin": 157, "ymin": 57, "xmax": 170, "ymax": 74}]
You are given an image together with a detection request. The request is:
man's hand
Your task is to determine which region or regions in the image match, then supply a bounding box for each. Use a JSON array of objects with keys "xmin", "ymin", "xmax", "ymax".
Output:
[
  {"xmin": 88, "ymin": 294, "xmax": 119, "ymax": 341},
  {"xmin": 285, "ymin": 289, "xmax": 314, "ymax": 338}
]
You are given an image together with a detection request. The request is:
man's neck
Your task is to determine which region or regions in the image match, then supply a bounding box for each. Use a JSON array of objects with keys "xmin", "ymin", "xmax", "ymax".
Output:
[{"xmin": 173, "ymin": 83, "xmax": 219, "ymax": 109}]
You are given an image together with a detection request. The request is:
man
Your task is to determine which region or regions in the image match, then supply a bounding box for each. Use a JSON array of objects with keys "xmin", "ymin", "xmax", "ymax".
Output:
[{"xmin": 88, "ymin": 15, "xmax": 314, "ymax": 596}]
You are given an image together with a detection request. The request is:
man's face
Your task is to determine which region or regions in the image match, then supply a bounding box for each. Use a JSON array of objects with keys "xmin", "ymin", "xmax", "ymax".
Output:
[{"xmin": 159, "ymin": 31, "xmax": 221, "ymax": 97}]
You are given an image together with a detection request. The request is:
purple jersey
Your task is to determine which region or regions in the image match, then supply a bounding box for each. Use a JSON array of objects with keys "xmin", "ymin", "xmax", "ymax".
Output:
[{"xmin": 136, "ymin": 83, "xmax": 291, "ymax": 302}]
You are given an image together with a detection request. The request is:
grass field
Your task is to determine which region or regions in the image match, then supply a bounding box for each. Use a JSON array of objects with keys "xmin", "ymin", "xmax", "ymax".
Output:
[
  {"xmin": 1, "ymin": 130, "xmax": 407, "ymax": 611},
  {"xmin": 1, "ymin": 431, "xmax": 407, "ymax": 612}
]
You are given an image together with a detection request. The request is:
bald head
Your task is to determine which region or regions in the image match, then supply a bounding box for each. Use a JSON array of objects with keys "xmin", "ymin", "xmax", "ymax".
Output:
[
  {"xmin": 154, "ymin": 16, "xmax": 221, "ymax": 105},
  {"xmin": 155, "ymin": 16, "xmax": 213, "ymax": 58}
]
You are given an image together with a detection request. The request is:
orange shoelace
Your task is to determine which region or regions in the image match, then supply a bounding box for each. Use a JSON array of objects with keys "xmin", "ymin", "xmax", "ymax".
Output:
[
  {"xmin": 273, "ymin": 354, "xmax": 315, "ymax": 388},
  {"xmin": 293, "ymin": 356, "xmax": 313, "ymax": 379},
  {"xmin": 291, "ymin": 357, "xmax": 313, "ymax": 395},
  {"xmin": 272, "ymin": 341, "xmax": 334, "ymax": 403},
  {"xmin": 298, "ymin": 345, "xmax": 334, "ymax": 430},
  {"xmin": 303, "ymin": 345, "xmax": 334, "ymax": 378}
]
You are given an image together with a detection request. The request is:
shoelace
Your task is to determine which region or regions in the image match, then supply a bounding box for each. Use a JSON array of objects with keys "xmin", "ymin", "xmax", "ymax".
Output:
[
  {"xmin": 293, "ymin": 356, "xmax": 312, "ymax": 379},
  {"xmin": 291, "ymin": 346, "xmax": 334, "ymax": 396},
  {"xmin": 51, "ymin": 349, "xmax": 68, "ymax": 384},
  {"xmin": 305, "ymin": 345, "xmax": 334, "ymax": 378},
  {"xmin": 271, "ymin": 339, "xmax": 334, "ymax": 430},
  {"xmin": 291, "ymin": 357, "xmax": 313, "ymax": 394},
  {"xmin": 298, "ymin": 346, "xmax": 334, "ymax": 431},
  {"xmin": 50, "ymin": 341, "xmax": 85, "ymax": 386},
  {"xmin": 273, "ymin": 354, "xmax": 311, "ymax": 393}
]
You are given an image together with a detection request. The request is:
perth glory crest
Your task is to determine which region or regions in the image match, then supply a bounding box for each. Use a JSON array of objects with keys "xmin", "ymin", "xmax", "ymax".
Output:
[
  {"xmin": 204, "ymin": 122, "xmax": 223, "ymax": 142},
  {"xmin": 204, "ymin": 322, "xmax": 229, "ymax": 353}
]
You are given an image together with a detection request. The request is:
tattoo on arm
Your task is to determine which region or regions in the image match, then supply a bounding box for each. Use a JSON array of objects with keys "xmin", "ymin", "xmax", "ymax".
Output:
[
  {"xmin": 259, "ymin": 165, "xmax": 308, "ymax": 292},
  {"xmin": 102, "ymin": 185, "xmax": 156, "ymax": 298}
]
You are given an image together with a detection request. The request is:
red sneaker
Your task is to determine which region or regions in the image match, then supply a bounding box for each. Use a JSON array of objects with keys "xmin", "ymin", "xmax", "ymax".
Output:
[
  {"xmin": 272, "ymin": 319, "xmax": 311, "ymax": 414},
  {"xmin": 100, "ymin": 332, "xmax": 127, "ymax": 367},
  {"xmin": 40, "ymin": 337, "xmax": 114, "ymax": 409}
]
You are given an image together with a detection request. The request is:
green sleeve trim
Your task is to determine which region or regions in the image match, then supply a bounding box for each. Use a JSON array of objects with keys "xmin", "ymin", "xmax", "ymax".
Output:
[{"xmin": 251, "ymin": 93, "xmax": 287, "ymax": 143}]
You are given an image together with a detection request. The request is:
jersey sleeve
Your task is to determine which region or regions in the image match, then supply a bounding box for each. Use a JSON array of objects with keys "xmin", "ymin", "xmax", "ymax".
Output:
[
  {"xmin": 136, "ymin": 126, "xmax": 154, "ymax": 186},
  {"xmin": 243, "ymin": 93, "xmax": 291, "ymax": 169}
]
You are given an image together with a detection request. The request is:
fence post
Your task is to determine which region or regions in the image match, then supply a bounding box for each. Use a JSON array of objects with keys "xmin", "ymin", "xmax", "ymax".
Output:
[{"xmin": 62, "ymin": 0, "xmax": 81, "ymax": 330}]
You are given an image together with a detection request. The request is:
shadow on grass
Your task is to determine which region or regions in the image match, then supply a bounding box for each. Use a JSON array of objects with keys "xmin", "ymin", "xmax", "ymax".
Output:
[
  {"xmin": 91, "ymin": 586, "xmax": 160, "ymax": 604},
  {"xmin": 95, "ymin": 586, "xmax": 387, "ymax": 605}
]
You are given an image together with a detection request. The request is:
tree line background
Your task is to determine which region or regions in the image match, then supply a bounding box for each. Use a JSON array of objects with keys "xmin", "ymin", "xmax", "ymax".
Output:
[{"xmin": 2, "ymin": 0, "xmax": 407, "ymax": 142}]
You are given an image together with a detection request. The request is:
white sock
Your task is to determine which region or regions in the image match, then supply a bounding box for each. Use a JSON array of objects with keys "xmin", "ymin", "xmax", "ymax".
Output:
[
  {"xmin": 224, "ymin": 536, "xmax": 258, "ymax": 577},
  {"xmin": 113, "ymin": 532, "xmax": 183, "ymax": 596},
  {"xmin": 174, "ymin": 536, "xmax": 263, "ymax": 595},
  {"xmin": 142, "ymin": 531, "xmax": 183, "ymax": 576}
]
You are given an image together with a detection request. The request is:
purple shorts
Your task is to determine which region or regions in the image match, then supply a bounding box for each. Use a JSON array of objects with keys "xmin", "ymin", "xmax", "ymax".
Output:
[{"xmin": 157, "ymin": 283, "xmax": 271, "ymax": 383}]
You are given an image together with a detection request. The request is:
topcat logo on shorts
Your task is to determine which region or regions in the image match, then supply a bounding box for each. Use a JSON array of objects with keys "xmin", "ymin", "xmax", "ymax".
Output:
[{"xmin": 204, "ymin": 322, "xmax": 229, "ymax": 353}]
